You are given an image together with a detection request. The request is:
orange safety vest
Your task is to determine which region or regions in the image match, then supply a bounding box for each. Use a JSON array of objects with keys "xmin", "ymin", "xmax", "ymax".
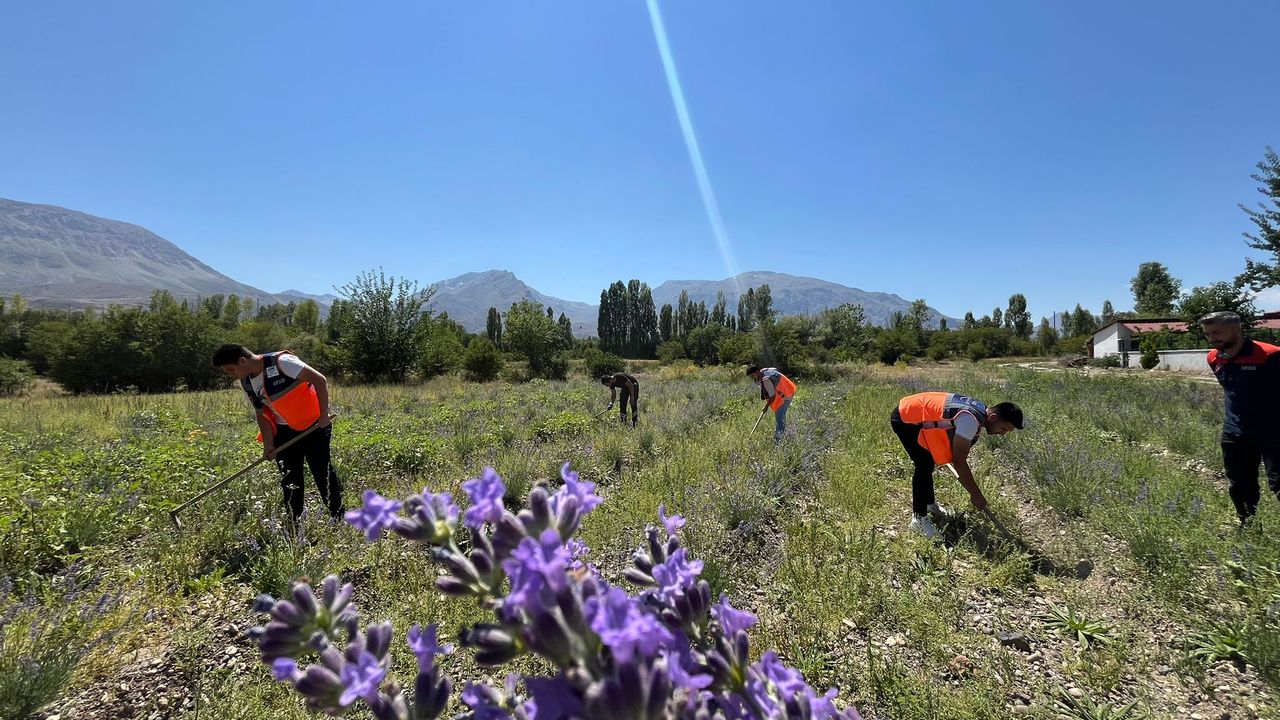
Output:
[
  {"xmin": 246, "ymin": 352, "xmax": 321, "ymax": 440},
  {"xmin": 762, "ymin": 369, "xmax": 797, "ymax": 412},
  {"xmin": 896, "ymin": 391, "xmax": 988, "ymax": 465}
]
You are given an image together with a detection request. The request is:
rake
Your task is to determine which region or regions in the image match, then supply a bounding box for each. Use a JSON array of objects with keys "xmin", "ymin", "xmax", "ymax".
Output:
[
  {"xmin": 168, "ymin": 416, "xmax": 333, "ymax": 530},
  {"xmin": 750, "ymin": 405, "xmax": 769, "ymax": 434}
]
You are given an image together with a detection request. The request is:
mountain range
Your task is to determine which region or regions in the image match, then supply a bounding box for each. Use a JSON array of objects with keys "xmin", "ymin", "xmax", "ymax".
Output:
[{"xmin": 0, "ymin": 198, "xmax": 952, "ymax": 335}]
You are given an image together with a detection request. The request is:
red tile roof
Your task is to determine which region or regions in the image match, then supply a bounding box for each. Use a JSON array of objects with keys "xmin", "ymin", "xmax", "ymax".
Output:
[{"xmin": 1122, "ymin": 321, "xmax": 1188, "ymax": 333}]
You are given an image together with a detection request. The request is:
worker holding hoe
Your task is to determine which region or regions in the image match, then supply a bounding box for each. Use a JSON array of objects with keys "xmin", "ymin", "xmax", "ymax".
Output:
[
  {"xmin": 212, "ymin": 344, "xmax": 343, "ymax": 521},
  {"xmin": 1202, "ymin": 311, "xmax": 1280, "ymax": 527},
  {"xmin": 891, "ymin": 391, "xmax": 1024, "ymax": 538},
  {"xmin": 746, "ymin": 366, "xmax": 797, "ymax": 442},
  {"xmin": 600, "ymin": 371, "xmax": 640, "ymax": 428}
]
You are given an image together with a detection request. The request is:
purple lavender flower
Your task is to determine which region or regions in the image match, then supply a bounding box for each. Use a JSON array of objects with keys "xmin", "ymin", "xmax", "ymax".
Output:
[
  {"xmin": 502, "ymin": 529, "xmax": 571, "ymax": 615},
  {"xmin": 345, "ymin": 490, "xmax": 403, "ymax": 541},
  {"xmin": 549, "ymin": 462, "xmax": 602, "ymax": 516},
  {"xmin": 712, "ymin": 594, "xmax": 757, "ymax": 637},
  {"xmin": 463, "ymin": 468, "xmax": 507, "ymax": 529},
  {"xmin": 658, "ymin": 504, "xmax": 686, "ymax": 536},
  {"xmin": 651, "ymin": 548, "xmax": 703, "ymax": 602},
  {"xmin": 461, "ymin": 682, "xmax": 513, "ymax": 720},
  {"xmin": 272, "ymin": 657, "xmax": 300, "ymax": 681},
  {"xmin": 338, "ymin": 649, "xmax": 386, "ymax": 706},
  {"xmin": 565, "ymin": 538, "xmax": 590, "ymax": 571},
  {"xmin": 524, "ymin": 675, "xmax": 585, "ymax": 720},
  {"xmin": 758, "ymin": 652, "xmax": 808, "ymax": 697},
  {"xmin": 585, "ymin": 587, "xmax": 675, "ymax": 664},
  {"xmin": 402, "ymin": 489, "xmax": 461, "ymax": 543},
  {"xmin": 408, "ymin": 624, "xmax": 454, "ymax": 672},
  {"xmin": 664, "ymin": 650, "xmax": 712, "ymax": 693}
]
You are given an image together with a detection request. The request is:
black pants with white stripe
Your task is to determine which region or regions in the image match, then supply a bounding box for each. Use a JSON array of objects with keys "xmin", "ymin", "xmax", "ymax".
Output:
[{"xmin": 274, "ymin": 424, "xmax": 343, "ymax": 520}]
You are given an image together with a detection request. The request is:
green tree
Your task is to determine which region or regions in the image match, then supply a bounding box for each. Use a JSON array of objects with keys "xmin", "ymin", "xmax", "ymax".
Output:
[
  {"xmin": 1235, "ymin": 147, "xmax": 1280, "ymax": 291},
  {"xmin": 1179, "ymin": 282, "xmax": 1258, "ymax": 344},
  {"xmin": 686, "ymin": 324, "xmax": 729, "ymax": 365},
  {"xmin": 294, "ymin": 299, "xmax": 321, "ymax": 335},
  {"xmin": 659, "ymin": 304, "xmax": 674, "ymax": 343},
  {"xmin": 1101, "ymin": 300, "xmax": 1115, "ymax": 324},
  {"xmin": 419, "ymin": 321, "xmax": 465, "ymax": 379},
  {"xmin": 991, "ymin": 307, "xmax": 1003, "ymax": 329},
  {"xmin": 962, "ymin": 312, "xmax": 977, "ymax": 331},
  {"xmin": 222, "ymin": 295, "xmax": 243, "ymax": 330},
  {"xmin": 200, "ymin": 294, "xmax": 226, "ymax": 319},
  {"xmin": 1130, "ymin": 261, "xmax": 1182, "ymax": 316},
  {"xmin": 1005, "ymin": 294, "xmax": 1032, "ymax": 339},
  {"xmin": 656, "ymin": 340, "xmax": 686, "ymax": 365},
  {"xmin": 737, "ymin": 289, "xmax": 756, "ymax": 333},
  {"xmin": 1139, "ymin": 336, "xmax": 1160, "ymax": 370},
  {"xmin": 818, "ymin": 304, "xmax": 873, "ymax": 360},
  {"xmin": 337, "ymin": 269, "xmax": 434, "ymax": 383},
  {"xmin": 504, "ymin": 299, "xmax": 566, "ymax": 380},
  {"xmin": 1037, "ymin": 317, "xmax": 1058, "ymax": 354},
  {"xmin": 486, "ymin": 306, "xmax": 503, "ymax": 348},
  {"xmin": 1070, "ymin": 304, "xmax": 1097, "ymax": 337},
  {"xmin": 25, "ymin": 320, "xmax": 76, "ymax": 374},
  {"xmin": 463, "ymin": 338, "xmax": 504, "ymax": 382},
  {"xmin": 557, "ymin": 313, "xmax": 574, "ymax": 349}
]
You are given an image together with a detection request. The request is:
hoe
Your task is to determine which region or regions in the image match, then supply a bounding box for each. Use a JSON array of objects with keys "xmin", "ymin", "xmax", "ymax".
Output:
[{"xmin": 168, "ymin": 416, "xmax": 334, "ymax": 530}]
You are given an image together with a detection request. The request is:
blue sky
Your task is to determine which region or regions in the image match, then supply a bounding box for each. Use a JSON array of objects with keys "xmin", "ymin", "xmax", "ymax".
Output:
[{"xmin": 2, "ymin": 1, "xmax": 1278, "ymax": 320}]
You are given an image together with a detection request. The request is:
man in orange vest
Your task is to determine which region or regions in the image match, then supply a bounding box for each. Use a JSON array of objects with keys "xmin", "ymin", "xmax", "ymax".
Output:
[
  {"xmin": 212, "ymin": 344, "xmax": 342, "ymax": 521},
  {"xmin": 891, "ymin": 391, "xmax": 1024, "ymax": 538},
  {"xmin": 747, "ymin": 366, "xmax": 798, "ymax": 442}
]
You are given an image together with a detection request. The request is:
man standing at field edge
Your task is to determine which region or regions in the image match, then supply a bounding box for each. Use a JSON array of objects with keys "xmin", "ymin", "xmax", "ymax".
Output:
[
  {"xmin": 746, "ymin": 366, "xmax": 797, "ymax": 442},
  {"xmin": 891, "ymin": 391, "xmax": 1024, "ymax": 538},
  {"xmin": 212, "ymin": 344, "xmax": 343, "ymax": 521},
  {"xmin": 1202, "ymin": 311, "xmax": 1280, "ymax": 526}
]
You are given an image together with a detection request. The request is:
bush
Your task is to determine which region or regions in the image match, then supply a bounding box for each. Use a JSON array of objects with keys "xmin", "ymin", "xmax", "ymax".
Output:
[
  {"xmin": 0, "ymin": 357, "xmax": 33, "ymax": 396},
  {"xmin": 1140, "ymin": 337, "xmax": 1159, "ymax": 370},
  {"xmin": 656, "ymin": 340, "xmax": 687, "ymax": 365},
  {"xmin": 463, "ymin": 338, "xmax": 503, "ymax": 382},
  {"xmin": 581, "ymin": 348, "xmax": 626, "ymax": 378},
  {"xmin": 419, "ymin": 327, "xmax": 465, "ymax": 380},
  {"xmin": 1087, "ymin": 355, "xmax": 1123, "ymax": 368}
]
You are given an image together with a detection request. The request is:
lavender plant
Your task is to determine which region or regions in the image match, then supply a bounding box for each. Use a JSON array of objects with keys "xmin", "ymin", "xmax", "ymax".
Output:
[{"xmin": 247, "ymin": 462, "xmax": 862, "ymax": 720}]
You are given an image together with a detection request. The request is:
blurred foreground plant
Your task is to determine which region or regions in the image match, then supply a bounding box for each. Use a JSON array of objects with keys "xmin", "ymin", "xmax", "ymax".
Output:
[{"xmin": 247, "ymin": 463, "xmax": 862, "ymax": 719}]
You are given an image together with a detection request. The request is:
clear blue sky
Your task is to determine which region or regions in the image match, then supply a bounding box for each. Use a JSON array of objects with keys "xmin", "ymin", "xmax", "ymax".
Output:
[{"xmin": 2, "ymin": 1, "xmax": 1278, "ymax": 320}]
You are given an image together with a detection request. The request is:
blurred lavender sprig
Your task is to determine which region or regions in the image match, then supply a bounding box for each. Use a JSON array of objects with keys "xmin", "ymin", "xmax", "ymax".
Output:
[{"xmin": 248, "ymin": 462, "xmax": 862, "ymax": 720}]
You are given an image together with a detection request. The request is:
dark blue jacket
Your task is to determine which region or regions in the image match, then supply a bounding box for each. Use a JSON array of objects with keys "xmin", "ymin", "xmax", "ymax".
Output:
[{"xmin": 1208, "ymin": 340, "xmax": 1280, "ymax": 438}]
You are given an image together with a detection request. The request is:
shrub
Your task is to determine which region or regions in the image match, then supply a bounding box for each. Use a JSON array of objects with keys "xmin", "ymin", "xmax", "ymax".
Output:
[
  {"xmin": 462, "ymin": 338, "xmax": 503, "ymax": 382},
  {"xmin": 581, "ymin": 348, "xmax": 626, "ymax": 378},
  {"xmin": 419, "ymin": 327, "xmax": 465, "ymax": 380},
  {"xmin": 656, "ymin": 340, "xmax": 687, "ymax": 365},
  {"xmin": 1140, "ymin": 337, "xmax": 1159, "ymax": 370},
  {"xmin": 0, "ymin": 357, "xmax": 32, "ymax": 396}
]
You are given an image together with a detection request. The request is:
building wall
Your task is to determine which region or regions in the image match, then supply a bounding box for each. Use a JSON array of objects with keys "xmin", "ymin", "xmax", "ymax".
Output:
[
  {"xmin": 1092, "ymin": 325, "xmax": 1130, "ymax": 356},
  {"xmin": 1155, "ymin": 349, "xmax": 1212, "ymax": 374}
]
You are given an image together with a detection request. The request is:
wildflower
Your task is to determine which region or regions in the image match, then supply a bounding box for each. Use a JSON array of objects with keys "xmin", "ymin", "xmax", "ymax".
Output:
[
  {"xmin": 501, "ymin": 529, "xmax": 571, "ymax": 615},
  {"xmin": 652, "ymin": 548, "xmax": 703, "ymax": 602},
  {"xmin": 463, "ymin": 468, "xmax": 507, "ymax": 529},
  {"xmin": 272, "ymin": 657, "xmax": 300, "ymax": 681},
  {"xmin": 338, "ymin": 649, "xmax": 385, "ymax": 705},
  {"xmin": 461, "ymin": 682, "xmax": 512, "ymax": 720},
  {"xmin": 659, "ymin": 504, "xmax": 686, "ymax": 536},
  {"xmin": 408, "ymin": 624, "xmax": 454, "ymax": 672},
  {"xmin": 712, "ymin": 594, "xmax": 758, "ymax": 637},
  {"xmin": 550, "ymin": 462, "xmax": 602, "ymax": 516},
  {"xmin": 565, "ymin": 538, "xmax": 590, "ymax": 571},
  {"xmin": 586, "ymin": 587, "xmax": 674, "ymax": 664},
  {"xmin": 345, "ymin": 490, "xmax": 403, "ymax": 540},
  {"xmin": 664, "ymin": 649, "xmax": 713, "ymax": 693}
]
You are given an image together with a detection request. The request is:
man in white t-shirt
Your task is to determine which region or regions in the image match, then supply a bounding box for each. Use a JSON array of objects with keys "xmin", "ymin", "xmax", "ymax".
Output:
[{"xmin": 212, "ymin": 343, "xmax": 342, "ymax": 520}]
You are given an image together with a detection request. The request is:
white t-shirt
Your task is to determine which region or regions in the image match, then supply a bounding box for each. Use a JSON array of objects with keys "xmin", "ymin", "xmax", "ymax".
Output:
[
  {"xmin": 951, "ymin": 412, "xmax": 981, "ymax": 442},
  {"xmin": 247, "ymin": 353, "xmax": 309, "ymax": 424}
]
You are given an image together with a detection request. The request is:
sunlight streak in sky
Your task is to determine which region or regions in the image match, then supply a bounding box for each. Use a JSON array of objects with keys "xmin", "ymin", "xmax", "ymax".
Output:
[{"xmin": 645, "ymin": 0, "xmax": 740, "ymax": 286}]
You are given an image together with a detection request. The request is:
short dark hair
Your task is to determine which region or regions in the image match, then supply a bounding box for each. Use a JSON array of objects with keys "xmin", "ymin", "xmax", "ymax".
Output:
[
  {"xmin": 745, "ymin": 366, "xmax": 760, "ymax": 376},
  {"xmin": 1199, "ymin": 311, "xmax": 1242, "ymax": 327},
  {"xmin": 599, "ymin": 374, "xmax": 612, "ymax": 384},
  {"xmin": 992, "ymin": 402, "xmax": 1024, "ymax": 430},
  {"xmin": 212, "ymin": 343, "xmax": 252, "ymax": 367}
]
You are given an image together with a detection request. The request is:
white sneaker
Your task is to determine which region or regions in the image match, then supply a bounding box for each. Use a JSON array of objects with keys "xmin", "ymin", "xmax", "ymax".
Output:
[
  {"xmin": 926, "ymin": 502, "xmax": 951, "ymax": 519},
  {"xmin": 909, "ymin": 514, "xmax": 940, "ymax": 539}
]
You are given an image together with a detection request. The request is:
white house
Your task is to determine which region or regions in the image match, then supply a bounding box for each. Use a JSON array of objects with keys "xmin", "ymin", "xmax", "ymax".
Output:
[{"xmin": 1089, "ymin": 319, "xmax": 1186, "ymax": 359}]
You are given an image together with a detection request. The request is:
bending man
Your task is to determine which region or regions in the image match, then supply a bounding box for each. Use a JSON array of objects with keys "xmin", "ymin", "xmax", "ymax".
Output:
[
  {"xmin": 213, "ymin": 344, "xmax": 343, "ymax": 521},
  {"xmin": 746, "ymin": 366, "xmax": 797, "ymax": 442},
  {"xmin": 601, "ymin": 372, "xmax": 640, "ymax": 428},
  {"xmin": 891, "ymin": 391, "xmax": 1023, "ymax": 538}
]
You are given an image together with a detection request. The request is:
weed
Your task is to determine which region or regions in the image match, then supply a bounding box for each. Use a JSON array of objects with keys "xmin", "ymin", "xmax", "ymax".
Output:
[
  {"xmin": 1043, "ymin": 603, "xmax": 1115, "ymax": 649},
  {"xmin": 1052, "ymin": 685, "xmax": 1144, "ymax": 720}
]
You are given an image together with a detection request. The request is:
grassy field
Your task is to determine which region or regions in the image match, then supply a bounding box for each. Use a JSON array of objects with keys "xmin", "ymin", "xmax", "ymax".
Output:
[{"xmin": 2, "ymin": 362, "xmax": 1279, "ymax": 719}]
